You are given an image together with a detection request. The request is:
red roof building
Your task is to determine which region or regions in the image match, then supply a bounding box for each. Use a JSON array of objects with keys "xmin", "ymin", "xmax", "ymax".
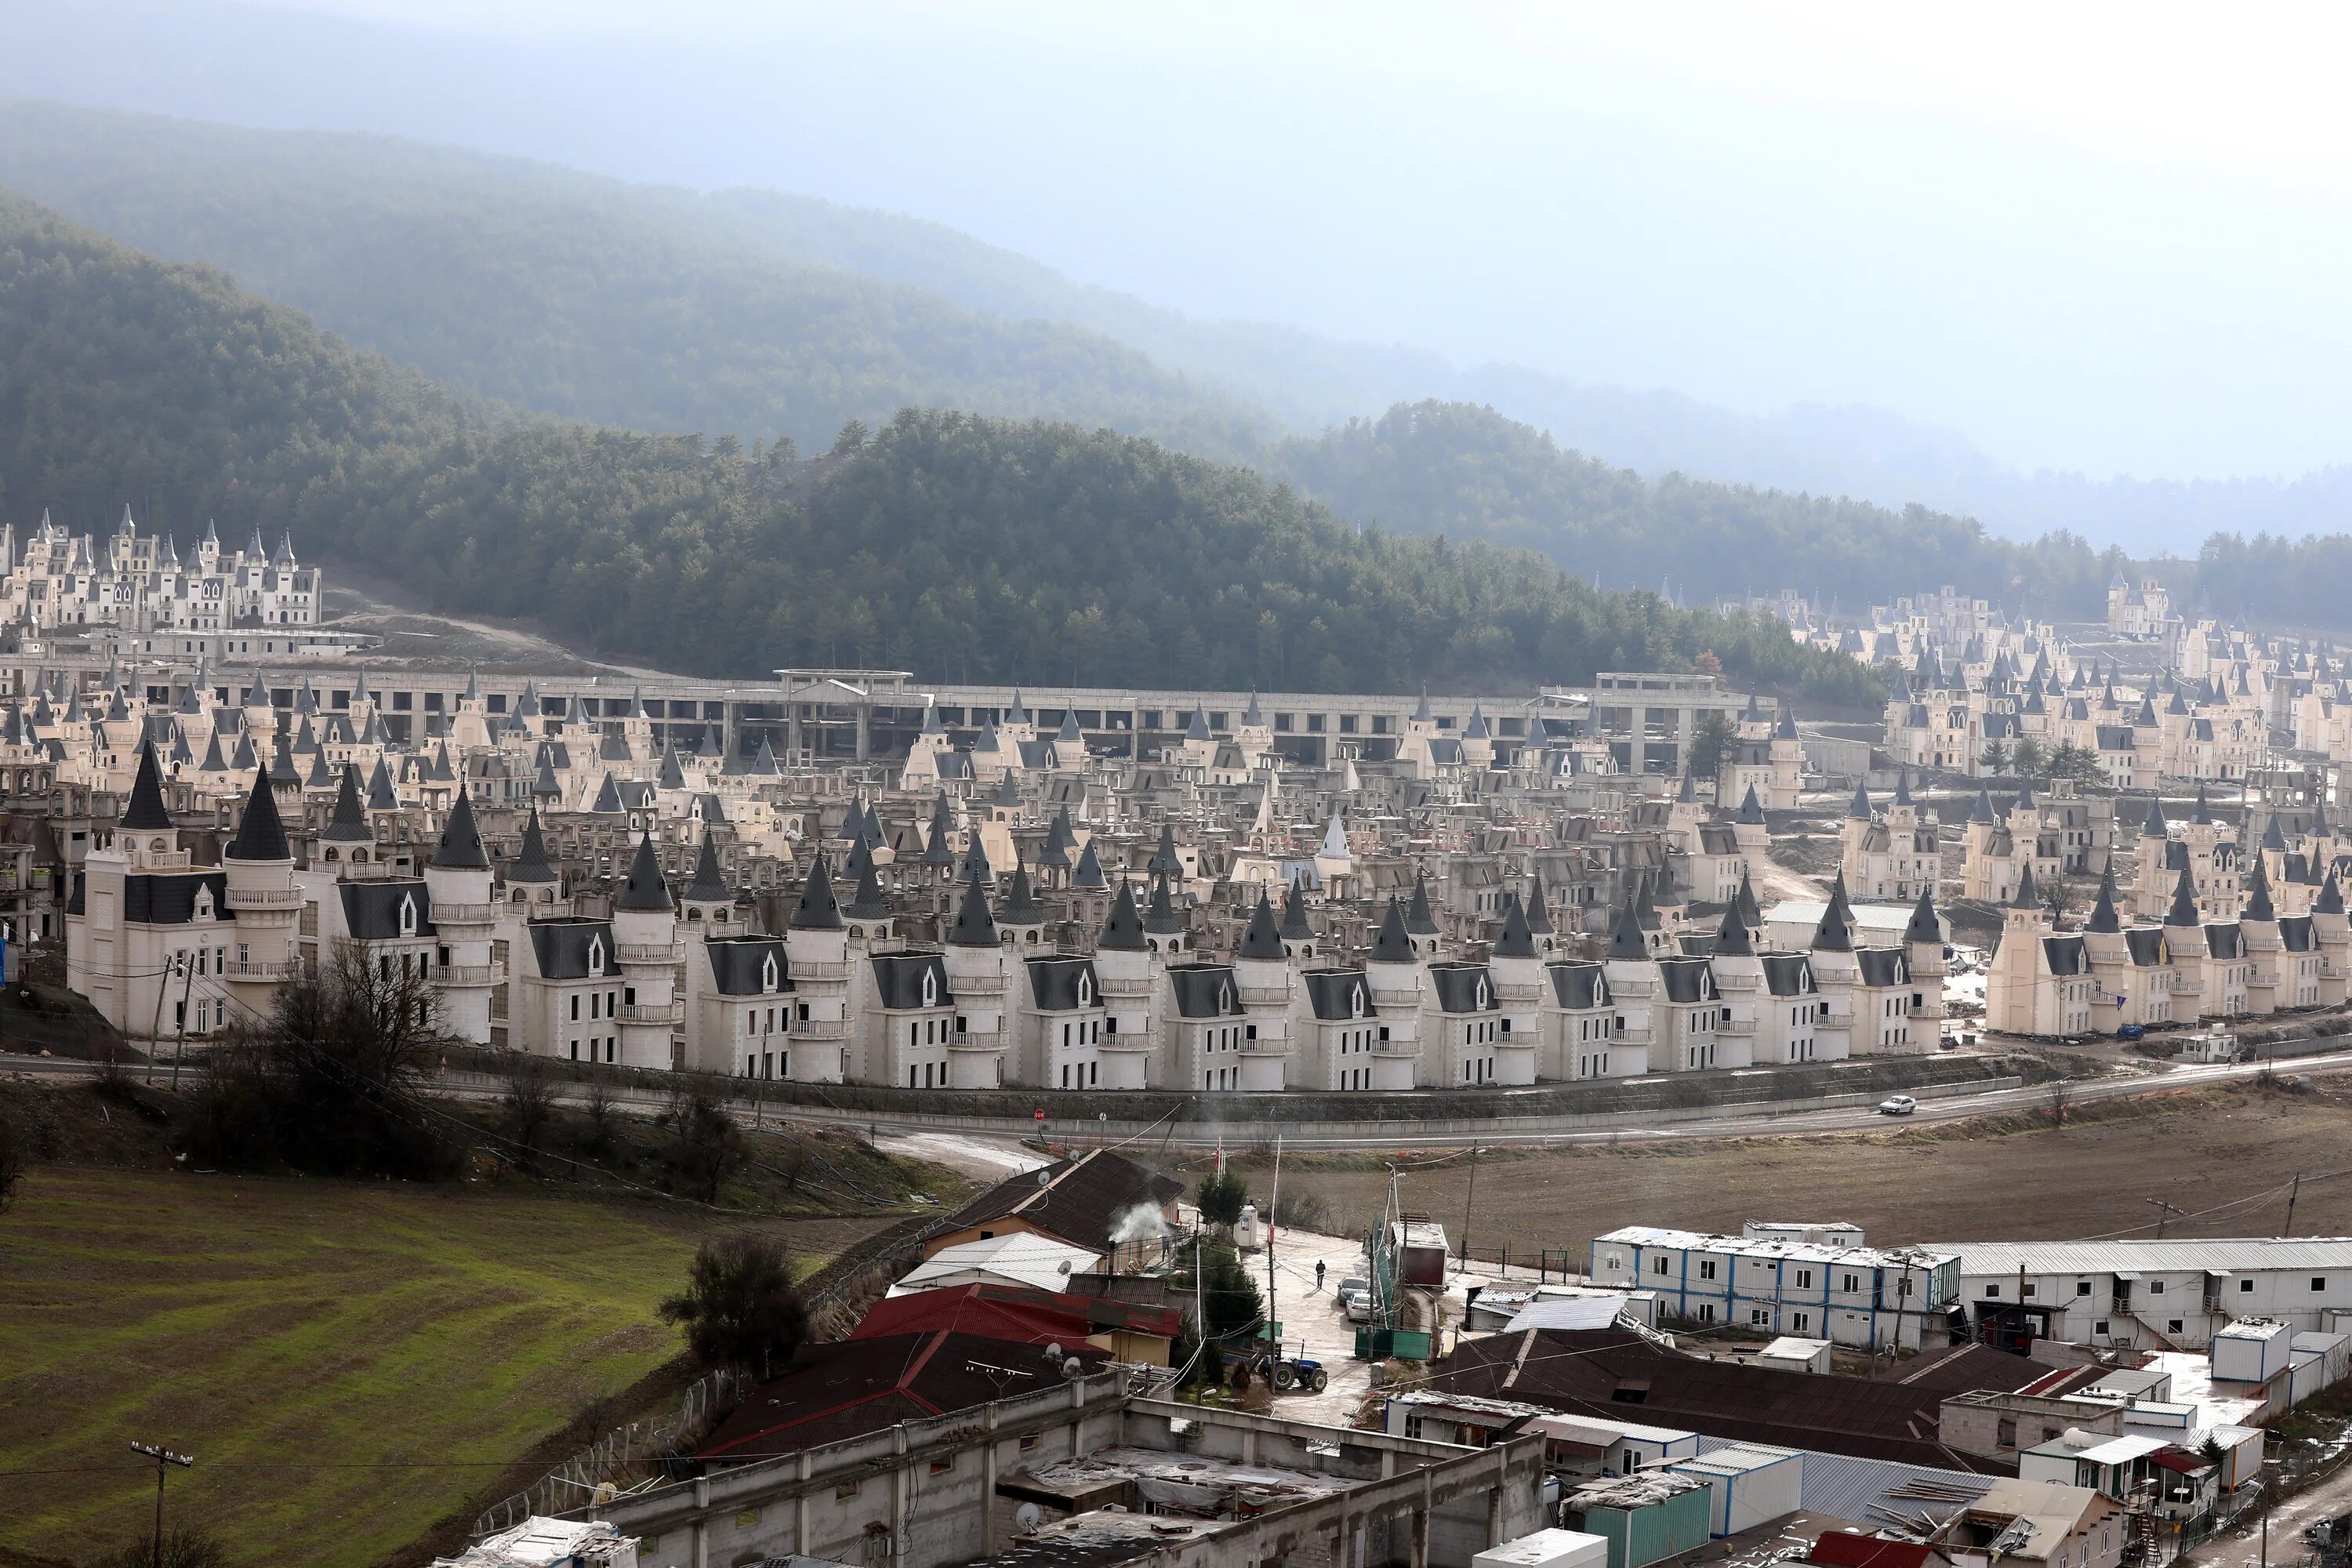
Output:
[{"xmin": 852, "ymin": 1284, "xmax": 1181, "ymax": 1366}]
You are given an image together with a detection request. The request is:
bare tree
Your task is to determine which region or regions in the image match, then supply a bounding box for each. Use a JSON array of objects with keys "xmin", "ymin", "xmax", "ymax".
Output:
[
  {"xmin": 499, "ymin": 1053, "xmax": 560, "ymax": 1171},
  {"xmin": 2048, "ymin": 1076, "xmax": 2074, "ymax": 1128},
  {"xmin": 581, "ymin": 1075, "xmax": 619, "ymax": 1159},
  {"xmin": 0, "ymin": 1109, "xmax": 24, "ymax": 1215},
  {"xmin": 669, "ymin": 1089, "xmax": 743, "ymax": 1204}
]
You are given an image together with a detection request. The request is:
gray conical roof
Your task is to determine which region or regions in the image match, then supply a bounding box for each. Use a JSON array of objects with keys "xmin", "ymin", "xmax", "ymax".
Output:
[
  {"xmin": 367, "ymin": 756, "xmax": 399, "ymax": 811},
  {"xmin": 1042, "ymin": 805, "xmax": 1077, "ymax": 866},
  {"xmin": 1238, "ymin": 888, "xmax": 1284, "ymax": 959},
  {"xmin": 2262, "ymin": 813, "xmax": 2288, "ymax": 852},
  {"xmin": 948, "ymin": 873, "xmax": 998, "ymax": 946},
  {"xmin": 2085, "ymin": 866, "xmax": 2121, "ymax": 934},
  {"xmin": 790, "ymin": 848, "xmax": 844, "ymax": 929},
  {"xmin": 1491, "ymin": 892, "xmax": 1537, "ymax": 958},
  {"xmin": 198, "ymin": 730, "xmax": 227, "ymax": 772},
  {"xmin": 1071, "ymin": 837, "xmax": 1107, "ymax": 888},
  {"xmin": 681, "ymin": 835, "xmax": 729, "ymax": 903},
  {"xmin": 921, "ymin": 793, "xmax": 959, "ymax": 866},
  {"xmin": 2191, "ymin": 786, "xmax": 2212, "ymax": 826},
  {"xmin": 658, "ymin": 744, "xmax": 686, "ymax": 790},
  {"xmin": 321, "ymin": 764, "xmax": 371, "ymax": 842},
  {"xmin": 956, "ymin": 829, "xmax": 993, "ymax": 885},
  {"xmin": 432, "ymin": 788, "xmax": 492, "ymax": 870},
  {"xmin": 1713, "ymin": 902, "xmax": 1754, "ymax": 956},
  {"xmin": 1098, "ymin": 879, "xmax": 1146, "ymax": 949},
  {"xmin": 1146, "ymin": 822, "xmax": 1179, "ymax": 874},
  {"xmin": 1737, "ymin": 785, "xmax": 1766, "ymax": 826},
  {"xmin": 2320, "ymin": 870, "xmax": 2345, "ymax": 916},
  {"xmin": 1969, "ymin": 789, "xmax": 1995, "ymax": 825},
  {"xmin": 2165, "ymin": 865, "xmax": 2202, "ymax": 927},
  {"xmin": 1906, "ymin": 884, "xmax": 1943, "ymax": 944},
  {"xmin": 2244, "ymin": 855, "xmax": 2275, "ymax": 922},
  {"xmin": 1370, "ymin": 896, "xmax": 1416, "ymax": 962},
  {"xmin": 1000, "ymin": 855, "xmax": 1043, "ymax": 924},
  {"xmin": 120, "ymin": 743, "xmax": 173, "ymax": 830},
  {"xmin": 590, "ymin": 773, "xmax": 624, "ymax": 813},
  {"xmin": 1405, "ymin": 870, "xmax": 1438, "ymax": 934},
  {"xmin": 1734, "ymin": 868, "xmax": 1762, "ymax": 929},
  {"xmin": 2007, "ymin": 864, "xmax": 2040, "ymax": 911},
  {"xmin": 1608, "ymin": 902, "xmax": 1649, "ymax": 960},
  {"xmin": 1847, "ymin": 784, "xmax": 1872, "ymax": 819},
  {"xmin": 1813, "ymin": 875, "xmax": 1855, "ymax": 949},
  {"xmin": 1144, "ymin": 870, "xmax": 1183, "ymax": 934},
  {"xmin": 1279, "ymin": 878, "xmax": 1314, "ymax": 941},
  {"xmin": 842, "ymin": 852, "xmax": 890, "ymax": 921},
  {"xmin": 508, "ymin": 808, "xmax": 558, "ymax": 884},
  {"xmin": 225, "ymin": 767, "xmax": 290, "ymax": 862},
  {"xmin": 1523, "ymin": 871, "xmax": 1555, "ymax": 935},
  {"xmin": 2142, "ymin": 797, "xmax": 2168, "ymax": 837},
  {"xmin": 615, "ymin": 833, "xmax": 673, "ymax": 913}
]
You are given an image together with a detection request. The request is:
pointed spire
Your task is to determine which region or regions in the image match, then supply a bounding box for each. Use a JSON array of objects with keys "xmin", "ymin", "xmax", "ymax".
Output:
[
  {"xmin": 119, "ymin": 743, "xmax": 172, "ymax": 830},
  {"xmin": 1414, "ymin": 684, "xmax": 1433, "ymax": 724},
  {"xmin": 1072, "ymin": 837, "xmax": 1107, "ymax": 888},
  {"xmin": 1144, "ymin": 869, "xmax": 1183, "ymax": 934},
  {"xmin": 790, "ymin": 847, "xmax": 844, "ymax": 929},
  {"xmin": 1042, "ymin": 804, "xmax": 1077, "ymax": 867},
  {"xmin": 1523, "ymin": 870, "xmax": 1555, "ymax": 935},
  {"xmin": 2239, "ymin": 852, "xmax": 2274, "ymax": 921},
  {"xmin": 2142, "ymin": 796, "xmax": 2168, "ymax": 837},
  {"xmin": 921, "ymin": 793, "xmax": 960, "ymax": 866},
  {"xmin": 1405, "ymin": 869, "xmax": 1438, "ymax": 934},
  {"xmin": 1491, "ymin": 892, "xmax": 1537, "ymax": 959},
  {"xmin": 1737, "ymin": 784, "xmax": 1766, "ymax": 826},
  {"xmin": 617, "ymin": 832, "xmax": 673, "ymax": 913},
  {"xmin": 1713, "ymin": 902, "xmax": 1754, "ymax": 956},
  {"xmin": 1238, "ymin": 888, "xmax": 1285, "ymax": 959},
  {"xmin": 1906, "ymin": 883, "xmax": 1944, "ymax": 944},
  {"xmin": 1279, "ymin": 877, "xmax": 1314, "ymax": 941},
  {"xmin": 432, "ymin": 788, "xmax": 491, "ymax": 870},
  {"xmin": 1098, "ymin": 878, "xmax": 1147, "ymax": 949},
  {"xmin": 2006, "ymin": 864, "xmax": 2041, "ymax": 912},
  {"xmin": 1676, "ymin": 771, "xmax": 1697, "ymax": 804},
  {"xmin": 1893, "ymin": 771, "xmax": 1914, "ymax": 808},
  {"xmin": 948, "ymin": 871, "xmax": 998, "ymax": 946},
  {"xmin": 2080, "ymin": 865, "xmax": 2119, "ymax": 934},
  {"xmin": 1969, "ymin": 788, "xmax": 1995, "ymax": 825},
  {"xmin": 658, "ymin": 743, "xmax": 686, "ymax": 790},
  {"xmin": 1608, "ymin": 901, "xmax": 1650, "ymax": 960},
  {"xmin": 681, "ymin": 835, "xmax": 730, "ymax": 904},
  {"xmin": 1847, "ymin": 783, "xmax": 1872, "ymax": 819},
  {"xmin": 225, "ymin": 767, "xmax": 290, "ymax": 862},
  {"xmin": 1146, "ymin": 822, "xmax": 1180, "ymax": 876},
  {"xmin": 1001, "ymin": 853, "xmax": 1043, "ymax": 924},
  {"xmin": 508, "ymin": 808, "xmax": 558, "ymax": 884},
  {"xmin": 320, "ymin": 764, "xmax": 371, "ymax": 842},
  {"xmin": 590, "ymin": 773, "xmax": 624, "ymax": 814},
  {"xmin": 842, "ymin": 848, "xmax": 889, "ymax": 921},
  {"xmin": 2320, "ymin": 870, "xmax": 2345, "ymax": 916},
  {"xmin": 2192, "ymin": 786, "xmax": 2213, "ymax": 826},
  {"xmin": 2262, "ymin": 813, "xmax": 2288, "ymax": 852},
  {"xmin": 2165, "ymin": 864, "xmax": 2203, "ymax": 927},
  {"xmin": 1370, "ymin": 895, "xmax": 1416, "ymax": 962},
  {"xmin": 1774, "ymin": 702, "xmax": 1798, "ymax": 740}
]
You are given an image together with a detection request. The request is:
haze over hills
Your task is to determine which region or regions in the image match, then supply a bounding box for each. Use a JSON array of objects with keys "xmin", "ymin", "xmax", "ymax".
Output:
[
  {"xmin": 0, "ymin": 188, "xmax": 1878, "ymax": 702},
  {"xmin": 9, "ymin": 7, "xmax": 2352, "ymax": 554},
  {"xmin": 0, "ymin": 100, "xmax": 2106, "ymax": 622}
]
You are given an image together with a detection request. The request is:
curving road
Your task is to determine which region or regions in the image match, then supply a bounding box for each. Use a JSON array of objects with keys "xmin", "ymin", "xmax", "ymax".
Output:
[{"xmin": 11, "ymin": 1044, "xmax": 2349, "ymax": 1156}]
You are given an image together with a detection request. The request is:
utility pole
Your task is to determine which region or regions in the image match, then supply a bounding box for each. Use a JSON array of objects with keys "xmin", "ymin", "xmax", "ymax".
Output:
[
  {"xmin": 2145, "ymin": 1197, "xmax": 2186, "ymax": 1238},
  {"xmin": 167, "ymin": 960, "xmax": 196, "ymax": 1093},
  {"xmin": 2282, "ymin": 1174, "xmax": 2302, "ymax": 1238},
  {"xmin": 1266, "ymin": 1134, "xmax": 1283, "ymax": 1363},
  {"xmin": 144, "ymin": 952, "xmax": 176, "ymax": 1084},
  {"xmin": 1460, "ymin": 1144, "xmax": 1479, "ymax": 1274},
  {"xmin": 129, "ymin": 1442, "xmax": 193, "ymax": 1568}
]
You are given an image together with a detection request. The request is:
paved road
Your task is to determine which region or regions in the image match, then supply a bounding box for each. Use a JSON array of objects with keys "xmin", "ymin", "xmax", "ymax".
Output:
[{"xmin": 12, "ymin": 1043, "xmax": 2349, "ymax": 1154}]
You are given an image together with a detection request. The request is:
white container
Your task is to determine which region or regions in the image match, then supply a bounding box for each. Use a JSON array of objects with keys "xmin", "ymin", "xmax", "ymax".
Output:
[
  {"xmin": 2211, "ymin": 1319, "xmax": 2291, "ymax": 1385},
  {"xmin": 1661, "ymin": 1445, "xmax": 1804, "ymax": 1537},
  {"xmin": 1474, "ymin": 1528, "xmax": 1613, "ymax": 1568}
]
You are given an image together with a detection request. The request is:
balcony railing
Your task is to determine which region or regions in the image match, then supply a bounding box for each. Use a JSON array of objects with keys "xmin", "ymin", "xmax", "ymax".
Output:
[
  {"xmin": 1715, "ymin": 1016, "xmax": 1757, "ymax": 1036},
  {"xmin": 616, "ymin": 942, "xmax": 684, "ymax": 965},
  {"xmin": 431, "ymin": 902, "xmax": 494, "ymax": 925},
  {"xmin": 432, "ymin": 964, "xmax": 496, "ymax": 985},
  {"xmin": 790, "ymin": 959, "xmax": 851, "ymax": 980},
  {"xmin": 1098, "ymin": 975, "xmax": 1152, "ymax": 997},
  {"xmin": 953, "ymin": 973, "xmax": 1007, "ymax": 996},
  {"xmin": 1711, "ymin": 971, "xmax": 1760, "ymax": 992},
  {"xmin": 618, "ymin": 1002, "xmax": 681, "ymax": 1025},
  {"xmin": 1493, "ymin": 980, "xmax": 1543, "ymax": 1004},
  {"xmin": 791, "ymin": 1017, "xmax": 848, "ymax": 1040},
  {"xmin": 224, "ymin": 959, "xmax": 300, "ymax": 981},
  {"xmin": 1612, "ymin": 1025, "xmax": 1655, "ymax": 1046},
  {"xmin": 1235, "ymin": 984, "xmax": 1289, "ymax": 1005},
  {"xmin": 1607, "ymin": 976, "xmax": 1658, "ymax": 998},
  {"xmin": 1372, "ymin": 1036, "xmax": 1419, "ymax": 1056},
  {"xmin": 224, "ymin": 886, "xmax": 304, "ymax": 909}
]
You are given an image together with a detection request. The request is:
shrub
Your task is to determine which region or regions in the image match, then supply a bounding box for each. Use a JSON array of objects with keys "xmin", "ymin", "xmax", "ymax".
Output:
[{"xmin": 660, "ymin": 1235, "xmax": 810, "ymax": 1376}]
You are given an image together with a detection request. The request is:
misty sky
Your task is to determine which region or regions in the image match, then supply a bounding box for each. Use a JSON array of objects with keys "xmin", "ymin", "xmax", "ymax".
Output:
[{"xmin": 16, "ymin": 0, "xmax": 2352, "ymax": 485}]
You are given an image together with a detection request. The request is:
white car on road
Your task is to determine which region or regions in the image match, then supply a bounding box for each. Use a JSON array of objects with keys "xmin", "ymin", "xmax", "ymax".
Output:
[{"xmin": 1877, "ymin": 1094, "xmax": 1918, "ymax": 1116}]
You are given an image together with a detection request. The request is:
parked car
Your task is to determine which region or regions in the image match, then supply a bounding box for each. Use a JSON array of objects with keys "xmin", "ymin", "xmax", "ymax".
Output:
[
  {"xmin": 2117, "ymin": 1023, "xmax": 2146, "ymax": 1040},
  {"xmin": 1877, "ymin": 1095, "xmax": 1918, "ymax": 1116}
]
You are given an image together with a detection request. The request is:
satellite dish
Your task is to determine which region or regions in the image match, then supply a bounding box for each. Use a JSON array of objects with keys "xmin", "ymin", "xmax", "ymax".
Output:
[
  {"xmin": 1063, "ymin": 1356, "xmax": 1083, "ymax": 1380},
  {"xmin": 1057, "ymin": 1260, "xmax": 1073, "ymax": 1275},
  {"xmin": 1015, "ymin": 1504, "xmax": 1043, "ymax": 1534},
  {"xmin": 1045, "ymin": 1342, "xmax": 1065, "ymax": 1363}
]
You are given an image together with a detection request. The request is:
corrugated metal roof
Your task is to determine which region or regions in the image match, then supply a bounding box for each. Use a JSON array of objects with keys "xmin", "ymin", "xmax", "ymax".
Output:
[
  {"xmin": 1941, "ymin": 1238, "xmax": 2352, "ymax": 1276},
  {"xmin": 1768, "ymin": 1447, "xmax": 1992, "ymax": 1530}
]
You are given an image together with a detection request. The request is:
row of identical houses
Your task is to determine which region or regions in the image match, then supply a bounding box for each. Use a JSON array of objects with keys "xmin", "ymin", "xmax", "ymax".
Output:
[{"xmin": 64, "ymin": 744, "xmax": 1950, "ymax": 1092}]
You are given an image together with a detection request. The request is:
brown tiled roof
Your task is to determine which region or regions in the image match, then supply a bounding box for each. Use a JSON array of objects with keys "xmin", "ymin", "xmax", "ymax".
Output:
[
  {"xmin": 941, "ymin": 1151, "xmax": 1184, "ymax": 1254},
  {"xmin": 700, "ymin": 1330, "xmax": 1112, "ymax": 1461},
  {"xmin": 1426, "ymin": 1329, "xmax": 2018, "ymax": 1472}
]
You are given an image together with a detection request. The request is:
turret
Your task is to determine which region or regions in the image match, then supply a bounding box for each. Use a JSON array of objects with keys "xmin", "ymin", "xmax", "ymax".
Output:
[
  {"xmin": 425, "ymin": 790, "xmax": 495, "ymax": 1043},
  {"xmin": 220, "ymin": 766, "xmax": 299, "ymax": 999},
  {"xmin": 612, "ymin": 833, "xmax": 683, "ymax": 1069},
  {"xmin": 942, "ymin": 871, "xmax": 1010, "ymax": 1085}
]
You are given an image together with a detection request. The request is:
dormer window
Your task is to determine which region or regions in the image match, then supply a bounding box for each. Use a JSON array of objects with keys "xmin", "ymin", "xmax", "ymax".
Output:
[
  {"xmin": 922, "ymin": 969, "xmax": 938, "ymax": 1007},
  {"xmin": 397, "ymin": 893, "xmax": 417, "ymax": 935},
  {"xmin": 587, "ymin": 936, "xmax": 606, "ymax": 977},
  {"xmin": 1350, "ymin": 983, "xmax": 1367, "ymax": 1018},
  {"xmin": 761, "ymin": 953, "xmax": 779, "ymax": 993},
  {"xmin": 1078, "ymin": 973, "xmax": 1093, "ymax": 1007}
]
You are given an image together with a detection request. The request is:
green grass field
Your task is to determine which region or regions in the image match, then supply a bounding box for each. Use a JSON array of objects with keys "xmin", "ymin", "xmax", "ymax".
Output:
[{"xmin": 0, "ymin": 1167, "xmax": 869, "ymax": 1567}]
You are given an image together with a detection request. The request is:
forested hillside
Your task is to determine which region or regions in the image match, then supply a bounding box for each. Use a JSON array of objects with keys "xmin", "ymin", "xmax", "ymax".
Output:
[
  {"xmin": 0, "ymin": 191, "xmax": 1879, "ymax": 701},
  {"xmin": 0, "ymin": 102, "xmax": 1269, "ymax": 459},
  {"xmin": 1266, "ymin": 403, "xmax": 2132, "ymax": 615}
]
